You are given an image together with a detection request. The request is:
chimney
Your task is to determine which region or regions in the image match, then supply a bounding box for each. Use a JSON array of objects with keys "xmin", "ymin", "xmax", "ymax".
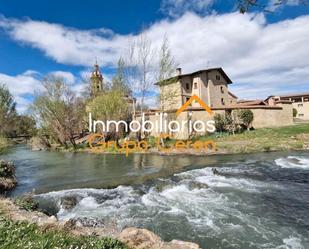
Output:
[{"xmin": 176, "ymin": 67, "xmax": 182, "ymax": 76}]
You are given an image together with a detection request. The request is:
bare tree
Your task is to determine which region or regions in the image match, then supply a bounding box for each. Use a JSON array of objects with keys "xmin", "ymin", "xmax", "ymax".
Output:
[
  {"xmin": 157, "ymin": 35, "xmax": 179, "ymax": 112},
  {"xmin": 125, "ymin": 33, "xmax": 156, "ymax": 113},
  {"xmin": 31, "ymin": 77, "xmax": 85, "ymax": 149}
]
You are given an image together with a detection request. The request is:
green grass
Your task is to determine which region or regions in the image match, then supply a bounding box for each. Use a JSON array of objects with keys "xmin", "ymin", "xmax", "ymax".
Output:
[
  {"xmin": 0, "ymin": 215, "xmax": 128, "ymax": 249},
  {"xmin": 210, "ymin": 123, "xmax": 309, "ymax": 154}
]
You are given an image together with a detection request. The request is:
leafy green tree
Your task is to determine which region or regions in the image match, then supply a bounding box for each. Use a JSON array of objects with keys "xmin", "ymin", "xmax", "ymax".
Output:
[
  {"xmin": 238, "ymin": 109, "xmax": 254, "ymax": 130},
  {"xmin": 14, "ymin": 115, "xmax": 37, "ymax": 137},
  {"xmin": 31, "ymin": 77, "xmax": 85, "ymax": 148},
  {"xmin": 0, "ymin": 84, "xmax": 17, "ymax": 136},
  {"xmin": 87, "ymin": 89, "xmax": 131, "ymax": 140}
]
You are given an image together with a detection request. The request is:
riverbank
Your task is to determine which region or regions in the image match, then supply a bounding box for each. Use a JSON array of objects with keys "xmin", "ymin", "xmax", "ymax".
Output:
[
  {"xmin": 209, "ymin": 123, "xmax": 309, "ymax": 154},
  {"xmin": 74, "ymin": 123, "xmax": 309, "ymax": 156},
  {"xmin": 2, "ymin": 147, "xmax": 308, "ymax": 248},
  {"xmin": 0, "ymin": 198, "xmax": 200, "ymax": 249}
]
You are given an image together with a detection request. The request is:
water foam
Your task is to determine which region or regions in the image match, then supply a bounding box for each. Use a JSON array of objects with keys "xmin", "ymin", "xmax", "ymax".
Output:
[
  {"xmin": 36, "ymin": 157, "xmax": 309, "ymax": 249},
  {"xmin": 275, "ymin": 156, "xmax": 309, "ymax": 169}
]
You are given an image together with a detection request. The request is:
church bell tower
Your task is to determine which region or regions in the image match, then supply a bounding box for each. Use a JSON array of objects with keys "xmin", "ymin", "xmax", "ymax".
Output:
[{"xmin": 90, "ymin": 62, "xmax": 104, "ymax": 96}]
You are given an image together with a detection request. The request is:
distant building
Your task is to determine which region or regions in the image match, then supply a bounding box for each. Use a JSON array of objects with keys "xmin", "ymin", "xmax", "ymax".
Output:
[
  {"xmin": 148, "ymin": 67, "xmax": 293, "ymax": 139},
  {"xmin": 155, "ymin": 67, "xmax": 235, "ymax": 110},
  {"xmin": 89, "ymin": 62, "xmax": 136, "ymax": 115},
  {"xmin": 266, "ymin": 93, "xmax": 309, "ymax": 120},
  {"xmin": 90, "ymin": 62, "xmax": 104, "ymax": 96}
]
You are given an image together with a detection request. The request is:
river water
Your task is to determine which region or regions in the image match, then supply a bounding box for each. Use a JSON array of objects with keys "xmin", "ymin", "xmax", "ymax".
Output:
[{"xmin": 1, "ymin": 145, "xmax": 309, "ymax": 248}]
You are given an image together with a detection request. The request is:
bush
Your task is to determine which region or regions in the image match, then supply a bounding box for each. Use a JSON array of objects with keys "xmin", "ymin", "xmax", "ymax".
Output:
[
  {"xmin": 0, "ymin": 160, "xmax": 15, "ymax": 178},
  {"xmin": 238, "ymin": 109, "xmax": 254, "ymax": 130},
  {"xmin": 293, "ymin": 108, "xmax": 298, "ymax": 117},
  {"xmin": 147, "ymin": 136, "xmax": 157, "ymax": 147},
  {"xmin": 14, "ymin": 193, "xmax": 39, "ymax": 211},
  {"xmin": 214, "ymin": 114, "xmax": 226, "ymax": 132},
  {"xmin": 214, "ymin": 112, "xmax": 238, "ymax": 134}
]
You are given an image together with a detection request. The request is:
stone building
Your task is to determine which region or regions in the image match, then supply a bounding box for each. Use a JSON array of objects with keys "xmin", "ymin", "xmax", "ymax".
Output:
[
  {"xmin": 155, "ymin": 67, "xmax": 234, "ymax": 110},
  {"xmin": 266, "ymin": 93, "xmax": 309, "ymax": 121},
  {"xmin": 90, "ymin": 62, "xmax": 104, "ymax": 97},
  {"xmin": 89, "ymin": 62, "xmax": 136, "ymax": 115},
  {"xmin": 146, "ymin": 67, "xmax": 294, "ymax": 139}
]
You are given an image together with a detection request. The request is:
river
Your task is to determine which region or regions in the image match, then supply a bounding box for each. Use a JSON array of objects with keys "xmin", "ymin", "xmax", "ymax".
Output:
[{"xmin": 1, "ymin": 145, "xmax": 309, "ymax": 248}]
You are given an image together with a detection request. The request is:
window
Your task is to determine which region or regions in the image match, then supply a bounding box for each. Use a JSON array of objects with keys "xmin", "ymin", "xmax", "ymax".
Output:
[
  {"xmin": 216, "ymin": 75, "xmax": 221, "ymax": 80},
  {"xmin": 194, "ymin": 82, "xmax": 198, "ymax": 89},
  {"xmin": 220, "ymin": 86, "xmax": 224, "ymax": 94},
  {"xmin": 221, "ymin": 98, "xmax": 225, "ymax": 105},
  {"xmin": 185, "ymin": 83, "xmax": 190, "ymax": 90},
  {"xmin": 298, "ymin": 114, "xmax": 304, "ymax": 117},
  {"xmin": 186, "ymin": 97, "xmax": 191, "ymax": 106},
  {"xmin": 298, "ymin": 103, "xmax": 303, "ymax": 107}
]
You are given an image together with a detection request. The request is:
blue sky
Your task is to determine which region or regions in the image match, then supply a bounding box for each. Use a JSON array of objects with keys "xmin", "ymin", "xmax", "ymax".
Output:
[{"xmin": 0, "ymin": 0, "xmax": 309, "ymax": 112}]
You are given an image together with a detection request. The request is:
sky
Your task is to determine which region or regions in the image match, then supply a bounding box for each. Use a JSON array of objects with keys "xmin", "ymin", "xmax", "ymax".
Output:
[{"xmin": 0, "ymin": 0, "xmax": 309, "ymax": 112}]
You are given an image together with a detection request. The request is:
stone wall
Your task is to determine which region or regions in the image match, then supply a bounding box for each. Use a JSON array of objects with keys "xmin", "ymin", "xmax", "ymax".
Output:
[
  {"xmin": 143, "ymin": 105, "xmax": 293, "ymax": 139},
  {"xmin": 251, "ymin": 104, "xmax": 293, "ymax": 128}
]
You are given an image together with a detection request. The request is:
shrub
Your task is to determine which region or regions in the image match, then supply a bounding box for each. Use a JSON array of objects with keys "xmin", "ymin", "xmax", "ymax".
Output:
[
  {"xmin": 147, "ymin": 136, "xmax": 157, "ymax": 147},
  {"xmin": 0, "ymin": 160, "xmax": 15, "ymax": 178},
  {"xmin": 214, "ymin": 112, "xmax": 238, "ymax": 134},
  {"xmin": 224, "ymin": 112, "xmax": 237, "ymax": 134},
  {"xmin": 293, "ymin": 108, "xmax": 298, "ymax": 117},
  {"xmin": 214, "ymin": 114, "xmax": 226, "ymax": 132},
  {"xmin": 238, "ymin": 109, "xmax": 254, "ymax": 130}
]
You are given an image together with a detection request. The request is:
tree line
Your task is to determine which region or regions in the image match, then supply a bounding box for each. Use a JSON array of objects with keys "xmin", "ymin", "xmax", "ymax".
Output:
[
  {"xmin": 0, "ymin": 35, "xmax": 178, "ymax": 150},
  {"xmin": 0, "ymin": 84, "xmax": 36, "ymax": 139}
]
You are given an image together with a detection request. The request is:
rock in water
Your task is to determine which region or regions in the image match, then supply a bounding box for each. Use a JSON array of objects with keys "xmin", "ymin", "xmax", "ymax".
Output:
[
  {"xmin": 60, "ymin": 196, "xmax": 78, "ymax": 210},
  {"xmin": 187, "ymin": 181, "xmax": 208, "ymax": 190}
]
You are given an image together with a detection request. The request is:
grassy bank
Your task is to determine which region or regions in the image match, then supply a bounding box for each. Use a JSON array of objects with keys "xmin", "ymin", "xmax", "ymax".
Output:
[
  {"xmin": 0, "ymin": 214, "xmax": 128, "ymax": 249},
  {"xmin": 211, "ymin": 123, "xmax": 309, "ymax": 154},
  {"xmin": 46, "ymin": 124, "xmax": 309, "ymax": 156}
]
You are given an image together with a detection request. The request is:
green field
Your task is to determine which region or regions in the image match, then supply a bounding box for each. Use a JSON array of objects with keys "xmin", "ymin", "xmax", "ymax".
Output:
[{"xmin": 212, "ymin": 123, "xmax": 309, "ymax": 154}]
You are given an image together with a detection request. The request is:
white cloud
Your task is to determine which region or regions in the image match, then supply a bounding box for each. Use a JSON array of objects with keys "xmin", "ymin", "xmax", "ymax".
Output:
[
  {"xmin": 1, "ymin": 12, "xmax": 309, "ymax": 101},
  {"xmin": 160, "ymin": 0, "xmax": 214, "ymax": 18},
  {"xmin": 0, "ymin": 71, "xmax": 42, "ymax": 112},
  {"xmin": 0, "ymin": 15, "xmax": 129, "ymax": 67},
  {"xmin": 267, "ymin": 0, "xmax": 302, "ymax": 11},
  {"xmin": 0, "ymin": 70, "xmax": 82, "ymax": 113},
  {"xmin": 48, "ymin": 71, "xmax": 75, "ymax": 84}
]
